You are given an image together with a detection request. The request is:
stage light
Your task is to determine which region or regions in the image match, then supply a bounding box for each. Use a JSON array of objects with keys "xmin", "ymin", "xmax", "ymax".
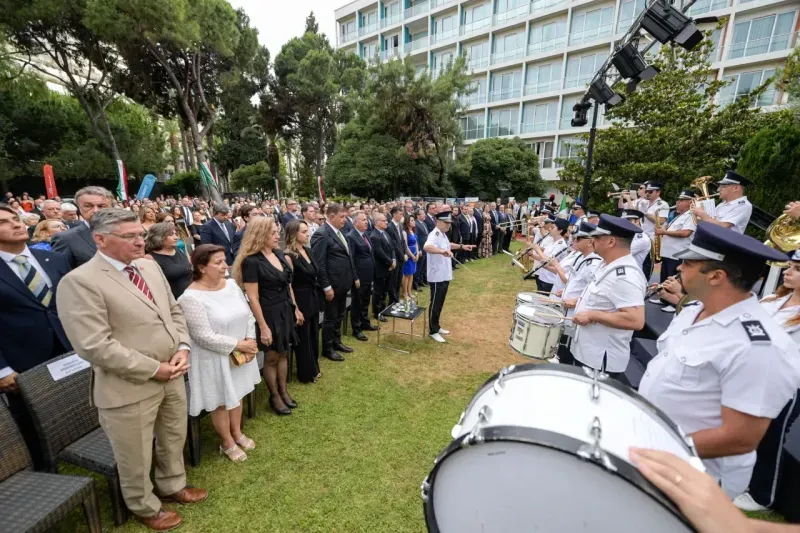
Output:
[
  {"xmin": 571, "ymin": 101, "xmax": 591, "ymax": 127},
  {"xmin": 588, "ymin": 78, "xmax": 624, "ymax": 107},
  {"xmin": 612, "ymin": 42, "xmax": 660, "ymax": 93},
  {"xmin": 639, "ymin": 0, "xmax": 703, "ymax": 50}
]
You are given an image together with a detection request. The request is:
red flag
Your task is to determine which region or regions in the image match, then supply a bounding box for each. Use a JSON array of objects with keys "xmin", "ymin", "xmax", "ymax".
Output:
[
  {"xmin": 318, "ymin": 175, "xmax": 326, "ymax": 202},
  {"xmin": 43, "ymin": 164, "xmax": 58, "ymax": 199}
]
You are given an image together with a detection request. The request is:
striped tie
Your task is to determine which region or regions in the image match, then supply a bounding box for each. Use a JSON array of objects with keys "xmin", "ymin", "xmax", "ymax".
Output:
[
  {"xmin": 123, "ymin": 265, "xmax": 153, "ymax": 301},
  {"xmin": 12, "ymin": 255, "xmax": 52, "ymax": 306}
]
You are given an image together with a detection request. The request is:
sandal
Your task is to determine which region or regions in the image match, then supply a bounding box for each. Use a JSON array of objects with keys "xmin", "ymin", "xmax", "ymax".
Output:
[
  {"xmin": 235, "ymin": 435, "xmax": 256, "ymax": 451},
  {"xmin": 219, "ymin": 444, "xmax": 247, "ymax": 462}
]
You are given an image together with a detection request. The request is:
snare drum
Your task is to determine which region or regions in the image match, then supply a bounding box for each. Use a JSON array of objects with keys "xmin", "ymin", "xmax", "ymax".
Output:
[
  {"xmin": 422, "ymin": 364, "xmax": 702, "ymax": 533},
  {"xmin": 516, "ymin": 292, "xmax": 564, "ymax": 313},
  {"xmin": 509, "ymin": 304, "xmax": 564, "ymax": 360}
]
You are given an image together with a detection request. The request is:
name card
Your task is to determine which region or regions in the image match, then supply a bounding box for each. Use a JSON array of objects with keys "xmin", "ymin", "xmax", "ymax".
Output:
[{"xmin": 47, "ymin": 354, "xmax": 91, "ymax": 381}]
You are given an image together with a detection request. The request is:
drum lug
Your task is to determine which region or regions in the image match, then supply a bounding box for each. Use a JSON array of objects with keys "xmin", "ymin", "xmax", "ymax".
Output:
[
  {"xmin": 420, "ymin": 477, "xmax": 430, "ymax": 502},
  {"xmin": 577, "ymin": 417, "xmax": 618, "ymax": 473},
  {"xmin": 477, "ymin": 405, "xmax": 493, "ymax": 425},
  {"xmin": 493, "ymin": 365, "xmax": 515, "ymax": 395}
]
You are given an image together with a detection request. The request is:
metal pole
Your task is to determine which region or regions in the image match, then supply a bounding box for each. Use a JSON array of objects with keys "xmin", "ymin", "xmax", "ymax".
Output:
[{"xmin": 581, "ymin": 103, "xmax": 600, "ymax": 209}]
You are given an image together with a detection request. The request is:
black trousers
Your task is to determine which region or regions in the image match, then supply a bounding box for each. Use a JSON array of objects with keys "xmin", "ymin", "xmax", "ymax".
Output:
[
  {"xmin": 749, "ymin": 395, "xmax": 800, "ymax": 507},
  {"xmin": 322, "ymin": 289, "xmax": 348, "ymax": 354},
  {"xmin": 414, "ymin": 253, "xmax": 427, "ymax": 287},
  {"xmin": 642, "ymin": 255, "xmax": 654, "ymax": 282},
  {"xmin": 429, "ymin": 280, "xmax": 450, "ymax": 335},
  {"xmin": 660, "ymin": 257, "xmax": 681, "ymax": 282},
  {"xmin": 556, "ymin": 334, "xmax": 574, "ymax": 365},
  {"xmin": 536, "ymin": 278, "xmax": 554, "ymax": 294},
  {"xmin": 388, "ymin": 265, "xmax": 401, "ymax": 304},
  {"xmin": 492, "ymin": 230, "xmax": 502, "ymax": 254},
  {"xmin": 503, "ymin": 230, "xmax": 512, "ymax": 252},
  {"xmin": 350, "ymin": 281, "xmax": 372, "ymax": 332},
  {"xmin": 372, "ymin": 275, "xmax": 390, "ymax": 318}
]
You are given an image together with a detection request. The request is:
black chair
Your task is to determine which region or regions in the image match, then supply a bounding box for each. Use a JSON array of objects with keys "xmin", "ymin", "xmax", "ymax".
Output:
[
  {"xmin": 185, "ymin": 379, "xmax": 202, "ymax": 468},
  {"xmin": 0, "ymin": 401, "xmax": 102, "ymax": 533},
  {"xmin": 15, "ymin": 352, "xmax": 129, "ymax": 526}
]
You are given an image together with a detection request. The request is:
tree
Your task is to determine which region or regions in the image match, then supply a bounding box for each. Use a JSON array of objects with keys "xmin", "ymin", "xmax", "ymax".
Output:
[
  {"xmin": 229, "ymin": 160, "xmax": 287, "ymax": 195},
  {"xmin": 451, "ymin": 138, "xmax": 544, "ymax": 199},
  {"xmin": 162, "ymin": 170, "xmax": 202, "ymax": 197},
  {"xmin": 305, "ymin": 12, "xmax": 319, "ymax": 35},
  {"xmin": 556, "ymin": 34, "xmax": 775, "ymax": 211}
]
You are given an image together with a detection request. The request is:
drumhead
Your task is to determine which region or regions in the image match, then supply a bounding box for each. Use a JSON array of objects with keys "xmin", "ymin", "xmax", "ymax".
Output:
[
  {"xmin": 424, "ymin": 427, "xmax": 694, "ymax": 533},
  {"xmin": 517, "ymin": 292, "xmax": 535, "ymax": 303},
  {"xmin": 515, "ymin": 304, "xmax": 563, "ymax": 325}
]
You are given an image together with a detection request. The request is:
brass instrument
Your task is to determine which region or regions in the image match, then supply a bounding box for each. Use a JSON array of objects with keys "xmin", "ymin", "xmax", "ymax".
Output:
[
  {"xmin": 691, "ymin": 176, "xmax": 717, "ymax": 224},
  {"xmin": 650, "ymin": 231, "xmax": 662, "ymax": 263},
  {"xmin": 607, "ymin": 191, "xmax": 631, "ymax": 198},
  {"xmin": 764, "ymin": 214, "xmax": 800, "ymax": 267}
]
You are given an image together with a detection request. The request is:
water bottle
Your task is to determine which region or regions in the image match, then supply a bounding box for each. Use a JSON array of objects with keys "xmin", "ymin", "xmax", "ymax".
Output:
[
  {"xmin": 411, "ymin": 294, "xmax": 417, "ymax": 311},
  {"xmin": 405, "ymin": 297, "xmax": 411, "ymax": 314}
]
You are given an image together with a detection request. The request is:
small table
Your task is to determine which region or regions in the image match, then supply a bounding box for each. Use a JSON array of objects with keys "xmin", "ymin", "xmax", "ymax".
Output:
[{"xmin": 377, "ymin": 304, "xmax": 427, "ymax": 354}]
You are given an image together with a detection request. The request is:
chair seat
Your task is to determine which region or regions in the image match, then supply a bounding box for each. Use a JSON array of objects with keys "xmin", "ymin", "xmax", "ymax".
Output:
[
  {"xmin": 60, "ymin": 427, "xmax": 117, "ymax": 476},
  {"xmin": 0, "ymin": 470, "xmax": 94, "ymax": 533}
]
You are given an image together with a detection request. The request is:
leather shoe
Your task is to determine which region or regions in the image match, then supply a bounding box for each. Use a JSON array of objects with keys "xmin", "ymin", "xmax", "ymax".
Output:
[
  {"xmin": 333, "ymin": 342, "xmax": 354, "ymax": 353},
  {"xmin": 284, "ymin": 397, "xmax": 298, "ymax": 409},
  {"xmin": 137, "ymin": 509, "xmax": 182, "ymax": 531},
  {"xmin": 160, "ymin": 486, "xmax": 209, "ymax": 505},
  {"xmin": 377, "ymin": 316, "xmax": 388, "ymax": 323},
  {"xmin": 324, "ymin": 351, "xmax": 345, "ymax": 362},
  {"xmin": 269, "ymin": 396, "xmax": 292, "ymax": 415},
  {"xmin": 362, "ymin": 324, "xmax": 379, "ymax": 331},
  {"xmin": 353, "ymin": 331, "xmax": 368, "ymax": 342}
]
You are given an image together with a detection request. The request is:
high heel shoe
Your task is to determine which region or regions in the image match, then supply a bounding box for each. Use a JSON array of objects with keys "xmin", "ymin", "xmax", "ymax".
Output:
[
  {"xmin": 269, "ymin": 396, "xmax": 292, "ymax": 416},
  {"xmin": 283, "ymin": 397, "xmax": 298, "ymax": 409}
]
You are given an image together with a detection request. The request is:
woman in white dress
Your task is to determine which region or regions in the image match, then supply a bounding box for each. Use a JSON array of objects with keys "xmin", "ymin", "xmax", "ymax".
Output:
[{"xmin": 178, "ymin": 244, "xmax": 261, "ymax": 463}]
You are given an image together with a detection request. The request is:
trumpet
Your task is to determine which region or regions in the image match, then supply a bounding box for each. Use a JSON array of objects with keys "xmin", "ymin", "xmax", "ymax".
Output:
[
  {"xmin": 645, "ymin": 274, "xmax": 681, "ymax": 298},
  {"xmin": 607, "ymin": 191, "xmax": 632, "ymax": 198},
  {"xmin": 496, "ymin": 219, "xmax": 528, "ymax": 229}
]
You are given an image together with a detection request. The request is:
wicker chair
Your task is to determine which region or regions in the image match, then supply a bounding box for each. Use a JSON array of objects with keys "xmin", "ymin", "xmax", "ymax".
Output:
[
  {"xmin": 15, "ymin": 352, "xmax": 129, "ymax": 526},
  {"xmin": 0, "ymin": 401, "xmax": 102, "ymax": 533}
]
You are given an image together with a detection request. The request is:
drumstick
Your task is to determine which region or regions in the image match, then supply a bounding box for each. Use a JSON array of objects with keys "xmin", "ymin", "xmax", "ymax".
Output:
[
  {"xmin": 502, "ymin": 250, "xmax": 526, "ymax": 270},
  {"xmin": 452, "ymin": 255, "xmax": 473, "ymax": 273}
]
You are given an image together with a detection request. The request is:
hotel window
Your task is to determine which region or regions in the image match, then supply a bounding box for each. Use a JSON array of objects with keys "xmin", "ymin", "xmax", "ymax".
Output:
[
  {"xmin": 522, "ymin": 102, "xmax": 558, "ymax": 133},
  {"xmin": 564, "ymin": 51, "xmax": 608, "ymax": 88},
  {"xmin": 719, "ymin": 69, "xmax": 778, "ymax": 107},
  {"xmin": 529, "ymin": 20, "xmax": 567, "ymax": 53},
  {"xmin": 525, "ymin": 62, "xmax": 562, "ymax": 94},
  {"xmin": 488, "ymin": 108, "xmax": 520, "ymax": 137},
  {"xmin": 490, "ymin": 70, "xmax": 522, "ymax": 101},
  {"xmin": 570, "ymin": 6, "xmax": 614, "ymax": 45},
  {"xmin": 728, "ymin": 11, "xmax": 795, "ymax": 59}
]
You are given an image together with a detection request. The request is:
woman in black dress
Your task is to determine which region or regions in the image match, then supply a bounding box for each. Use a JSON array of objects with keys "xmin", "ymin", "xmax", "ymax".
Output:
[
  {"xmin": 145, "ymin": 222, "xmax": 193, "ymax": 299},
  {"xmin": 233, "ymin": 216, "xmax": 301, "ymax": 416},
  {"xmin": 284, "ymin": 219, "xmax": 321, "ymax": 383}
]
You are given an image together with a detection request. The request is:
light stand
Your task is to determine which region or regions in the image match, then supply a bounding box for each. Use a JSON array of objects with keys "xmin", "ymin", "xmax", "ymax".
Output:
[{"xmin": 581, "ymin": 103, "xmax": 600, "ymax": 211}]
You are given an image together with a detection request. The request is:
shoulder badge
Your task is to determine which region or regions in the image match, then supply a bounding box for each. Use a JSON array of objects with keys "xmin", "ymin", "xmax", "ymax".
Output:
[
  {"xmin": 615, "ymin": 267, "xmax": 626, "ymax": 276},
  {"xmin": 738, "ymin": 199, "xmax": 746, "ymax": 205},
  {"xmin": 742, "ymin": 320, "xmax": 771, "ymax": 343},
  {"xmin": 636, "ymin": 233, "xmax": 643, "ymax": 239}
]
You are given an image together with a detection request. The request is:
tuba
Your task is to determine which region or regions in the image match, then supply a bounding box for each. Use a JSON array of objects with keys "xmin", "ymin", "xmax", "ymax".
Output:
[
  {"xmin": 764, "ymin": 214, "xmax": 800, "ymax": 267},
  {"xmin": 690, "ymin": 176, "xmax": 719, "ymax": 224}
]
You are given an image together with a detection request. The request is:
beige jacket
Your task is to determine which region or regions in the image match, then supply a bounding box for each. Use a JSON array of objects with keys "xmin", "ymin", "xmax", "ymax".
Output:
[{"xmin": 56, "ymin": 254, "xmax": 190, "ymax": 408}]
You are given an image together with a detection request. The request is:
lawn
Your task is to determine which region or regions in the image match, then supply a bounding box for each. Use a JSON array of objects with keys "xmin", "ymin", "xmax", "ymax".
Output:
[{"xmin": 59, "ymin": 248, "xmax": 533, "ymax": 533}]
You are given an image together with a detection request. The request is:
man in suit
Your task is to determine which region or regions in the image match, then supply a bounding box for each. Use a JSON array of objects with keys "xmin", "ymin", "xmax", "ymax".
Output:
[
  {"xmin": 61, "ymin": 202, "xmax": 81, "ymax": 228},
  {"xmin": 346, "ymin": 211, "xmax": 377, "ymax": 341},
  {"xmin": 386, "ymin": 206, "xmax": 406, "ymax": 305},
  {"xmin": 281, "ymin": 199, "xmax": 301, "ymax": 227},
  {"xmin": 0, "ymin": 205, "xmax": 72, "ymax": 468},
  {"xmin": 503, "ymin": 206, "xmax": 514, "ymax": 252},
  {"xmin": 311, "ymin": 203, "xmax": 359, "ymax": 362},
  {"xmin": 231, "ymin": 204, "xmax": 261, "ymax": 259},
  {"xmin": 370, "ymin": 213, "xmax": 396, "ymax": 322},
  {"xmin": 414, "ymin": 209, "xmax": 430, "ymax": 289},
  {"xmin": 343, "ymin": 205, "xmax": 356, "ymax": 234},
  {"xmin": 51, "ymin": 186, "xmax": 114, "ymax": 268},
  {"xmin": 178, "ymin": 197, "xmax": 194, "ymax": 224},
  {"xmin": 199, "ymin": 205, "xmax": 236, "ymax": 265},
  {"xmin": 488, "ymin": 202, "xmax": 501, "ymax": 254},
  {"xmin": 473, "ymin": 203, "xmax": 484, "ymax": 259},
  {"xmin": 493, "ymin": 204, "xmax": 507, "ymax": 255},
  {"xmin": 424, "ymin": 202, "xmax": 437, "ymax": 232},
  {"xmin": 455, "ymin": 208, "xmax": 471, "ymax": 264},
  {"xmin": 363, "ymin": 204, "xmax": 375, "ymax": 233},
  {"xmin": 301, "ymin": 203, "xmax": 320, "ymax": 238},
  {"xmin": 57, "ymin": 209, "xmax": 207, "ymax": 531}
]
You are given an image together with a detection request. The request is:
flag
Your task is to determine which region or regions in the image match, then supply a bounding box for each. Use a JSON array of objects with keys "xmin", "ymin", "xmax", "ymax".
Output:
[
  {"xmin": 43, "ymin": 164, "xmax": 58, "ymax": 199},
  {"xmin": 274, "ymin": 176, "xmax": 281, "ymax": 200},
  {"xmin": 199, "ymin": 161, "xmax": 219, "ymax": 191},
  {"xmin": 115, "ymin": 160, "xmax": 128, "ymax": 201},
  {"xmin": 558, "ymin": 194, "xmax": 568, "ymax": 216},
  {"xmin": 318, "ymin": 175, "xmax": 326, "ymax": 202}
]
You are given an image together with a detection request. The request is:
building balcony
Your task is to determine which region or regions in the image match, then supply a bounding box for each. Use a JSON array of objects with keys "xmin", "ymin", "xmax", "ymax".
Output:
[
  {"xmin": 521, "ymin": 120, "xmax": 557, "ymax": 134},
  {"xmin": 528, "ymin": 37, "xmax": 567, "ymax": 55},
  {"xmin": 531, "ymin": 0, "xmax": 568, "ymax": 12},
  {"xmin": 381, "ymin": 47, "xmax": 401, "ymax": 61},
  {"xmin": 405, "ymin": 39, "xmax": 428, "ymax": 54},
  {"xmin": 491, "ymin": 47, "xmax": 527, "ymax": 65},
  {"xmin": 431, "ymin": 28, "xmax": 459, "ymax": 44},
  {"xmin": 359, "ymin": 22, "xmax": 378, "ymax": 37},
  {"xmin": 462, "ymin": 127, "xmax": 486, "ymax": 141},
  {"xmin": 718, "ymin": 88, "xmax": 779, "ymax": 108},
  {"xmin": 569, "ymin": 23, "xmax": 614, "ymax": 46},
  {"xmin": 493, "ymin": 5, "xmax": 529, "ymax": 25},
  {"xmin": 564, "ymin": 73, "xmax": 594, "ymax": 89},
  {"xmin": 468, "ymin": 56, "xmax": 489, "ymax": 70},
  {"xmin": 460, "ymin": 16, "xmax": 492, "ymax": 38},
  {"xmin": 380, "ymin": 13, "xmax": 402, "ymax": 29},
  {"xmin": 487, "ymin": 125, "xmax": 519, "ymax": 138},
  {"xmin": 405, "ymin": 1, "xmax": 430, "ymax": 19},
  {"xmin": 341, "ymin": 30, "xmax": 358, "ymax": 44},
  {"xmin": 725, "ymin": 32, "xmax": 797, "ymax": 61},
  {"xmin": 460, "ymin": 92, "xmax": 488, "ymax": 106},
  {"xmin": 687, "ymin": 0, "xmax": 728, "ymax": 16},
  {"xmin": 489, "ymin": 88, "xmax": 522, "ymax": 102},
  {"xmin": 432, "ymin": 0, "xmax": 458, "ymax": 8},
  {"xmin": 523, "ymin": 80, "xmax": 562, "ymax": 96}
]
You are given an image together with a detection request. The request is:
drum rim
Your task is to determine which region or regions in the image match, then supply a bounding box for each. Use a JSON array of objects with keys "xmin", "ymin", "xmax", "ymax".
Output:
[
  {"xmin": 423, "ymin": 425, "xmax": 697, "ymax": 533},
  {"xmin": 469, "ymin": 364, "xmax": 691, "ymax": 453},
  {"xmin": 514, "ymin": 304, "xmax": 566, "ymax": 324}
]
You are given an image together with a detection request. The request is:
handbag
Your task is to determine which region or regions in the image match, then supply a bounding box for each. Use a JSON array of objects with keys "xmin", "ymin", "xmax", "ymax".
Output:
[{"xmin": 229, "ymin": 349, "xmax": 247, "ymax": 368}]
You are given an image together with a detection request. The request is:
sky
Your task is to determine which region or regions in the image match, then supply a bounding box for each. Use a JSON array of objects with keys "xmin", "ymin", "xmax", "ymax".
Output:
[{"xmin": 229, "ymin": 0, "xmax": 339, "ymax": 58}]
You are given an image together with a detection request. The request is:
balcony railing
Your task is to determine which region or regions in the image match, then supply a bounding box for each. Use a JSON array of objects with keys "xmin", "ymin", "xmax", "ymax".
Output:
[
  {"xmin": 359, "ymin": 22, "xmax": 378, "ymax": 37},
  {"xmin": 493, "ymin": 5, "xmax": 529, "ymax": 25},
  {"xmin": 381, "ymin": 13, "xmax": 402, "ymax": 29},
  {"xmin": 616, "ymin": 15, "xmax": 640, "ymax": 34},
  {"xmin": 569, "ymin": 22, "xmax": 614, "ymax": 45},
  {"xmin": 564, "ymin": 74, "xmax": 594, "ymax": 88},
  {"xmin": 460, "ymin": 92, "xmax": 488, "ymax": 106},
  {"xmin": 531, "ymin": 0, "xmax": 568, "ymax": 12},
  {"xmin": 405, "ymin": 1, "xmax": 430, "ymax": 19},
  {"xmin": 468, "ymin": 56, "xmax": 489, "ymax": 70},
  {"xmin": 490, "ymin": 47, "xmax": 526, "ymax": 65},
  {"xmin": 462, "ymin": 126, "xmax": 486, "ymax": 141},
  {"xmin": 688, "ymin": 0, "xmax": 728, "ymax": 16},
  {"xmin": 381, "ymin": 47, "xmax": 401, "ymax": 61},
  {"xmin": 489, "ymin": 88, "xmax": 522, "ymax": 102},
  {"xmin": 341, "ymin": 30, "xmax": 358, "ymax": 44},
  {"xmin": 431, "ymin": 28, "xmax": 458, "ymax": 44},
  {"xmin": 521, "ymin": 120, "xmax": 557, "ymax": 133},
  {"xmin": 725, "ymin": 32, "xmax": 797, "ymax": 60},
  {"xmin": 487, "ymin": 125, "xmax": 519, "ymax": 138},
  {"xmin": 460, "ymin": 16, "xmax": 492, "ymax": 37},
  {"xmin": 528, "ymin": 37, "xmax": 567, "ymax": 55},
  {"xmin": 405, "ymin": 38, "xmax": 428, "ymax": 54},
  {"xmin": 524, "ymin": 79, "xmax": 562, "ymax": 95},
  {"xmin": 719, "ymin": 88, "xmax": 778, "ymax": 108},
  {"xmin": 432, "ymin": 0, "xmax": 457, "ymax": 8}
]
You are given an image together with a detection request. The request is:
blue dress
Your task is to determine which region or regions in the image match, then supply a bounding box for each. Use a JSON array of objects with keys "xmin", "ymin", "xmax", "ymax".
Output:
[{"xmin": 403, "ymin": 233, "xmax": 418, "ymax": 276}]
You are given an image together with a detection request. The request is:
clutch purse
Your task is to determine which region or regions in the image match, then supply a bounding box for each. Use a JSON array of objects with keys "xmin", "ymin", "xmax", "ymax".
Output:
[{"xmin": 229, "ymin": 349, "xmax": 247, "ymax": 367}]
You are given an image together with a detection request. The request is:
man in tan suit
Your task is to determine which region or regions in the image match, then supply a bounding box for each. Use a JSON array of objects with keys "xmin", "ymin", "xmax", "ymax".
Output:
[{"xmin": 57, "ymin": 209, "xmax": 207, "ymax": 531}]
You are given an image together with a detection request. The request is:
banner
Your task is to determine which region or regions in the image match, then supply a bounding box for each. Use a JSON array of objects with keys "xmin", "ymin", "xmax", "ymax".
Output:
[
  {"xmin": 465, "ymin": 197, "xmax": 479, "ymax": 203},
  {"xmin": 199, "ymin": 161, "xmax": 219, "ymax": 192},
  {"xmin": 43, "ymin": 164, "xmax": 58, "ymax": 199},
  {"xmin": 528, "ymin": 197, "xmax": 540, "ymax": 208},
  {"xmin": 317, "ymin": 175, "xmax": 326, "ymax": 202},
  {"xmin": 115, "ymin": 160, "xmax": 128, "ymax": 201},
  {"xmin": 274, "ymin": 176, "xmax": 281, "ymax": 201},
  {"xmin": 136, "ymin": 174, "xmax": 157, "ymax": 200}
]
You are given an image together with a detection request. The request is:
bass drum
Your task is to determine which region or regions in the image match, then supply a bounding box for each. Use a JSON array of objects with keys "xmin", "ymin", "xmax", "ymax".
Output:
[{"xmin": 422, "ymin": 364, "xmax": 702, "ymax": 533}]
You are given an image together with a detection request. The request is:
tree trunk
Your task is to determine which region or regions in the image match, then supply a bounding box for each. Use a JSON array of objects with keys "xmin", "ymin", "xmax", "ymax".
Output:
[
  {"xmin": 178, "ymin": 121, "xmax": 190, "ymax": 172},
  {"xmin": 316, "ymin": 121, "xmax": 324, "ymax": 178},
  {"xmin": 284, "ymin": 140, "xmax": 293, "ymax": 187},
  {"xmin": 187, "ymin": 126, "xmax": 198, "ymax": 170},
  {"xmin": 207, "ymin": 128, "xmax": 223, "ymax": 192}
]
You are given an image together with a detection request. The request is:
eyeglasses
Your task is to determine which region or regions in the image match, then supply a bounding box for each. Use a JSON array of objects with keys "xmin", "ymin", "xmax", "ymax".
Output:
[{"xmin": 109, "ymin": 232, "xmax": 147, "ymax": 241}]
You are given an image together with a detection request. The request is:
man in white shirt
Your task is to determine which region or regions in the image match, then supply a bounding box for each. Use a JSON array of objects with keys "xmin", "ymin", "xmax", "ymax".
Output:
[
  {"xmin": 571, "ymin": 214, "xmax": 647, "ymax": 380},
  {"xmin": 301, "ymin": 203, "xmax": 319, "ymax": 237},
  {"xmin": 692, "ymin": 170, "xmax": 753, "ymax": 234},
  {"xmin": 656, "ymin": 189, "xmax": 696, "ymax": 282},
  {"xmin": 423, "ymin": 212, "xmax": 474, "ymax": 343},
  {"xmin": 639, "ymin": 222, "xmax": 800, "ymax": 498},
  {"xmin": 620, "ymin": 209, "xmax": 652, "ymax": 274}
]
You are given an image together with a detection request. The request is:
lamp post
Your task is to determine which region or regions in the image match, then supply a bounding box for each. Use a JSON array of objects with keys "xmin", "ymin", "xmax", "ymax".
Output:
[{"xmin": 581, "ymin": 103, "xmax": 600, "ymax": 211}]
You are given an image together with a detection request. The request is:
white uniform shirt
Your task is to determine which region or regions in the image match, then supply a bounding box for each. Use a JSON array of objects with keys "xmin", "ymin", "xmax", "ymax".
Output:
[
  {"xmin": 562, "ymin": 252, "xmax": 602, "ymax": 319},
  {"xmin": 550, "ymin": 249, "xmax": 580, "ymax": 295},
  {"xmin": 631, "ymin": 232, "xmax": 652, "ymax": 267},
  {"xmin": 642, "ymin": 198, "xmax": 670, "ymax": 236},
  {"xmin": 760, "ymin": 295, "xmax": 800, "ymax": 346},
  {"xmin": 660, "ymin": 210, "xmax": 696, "ymax": 260},
  {"xmin": 573, "ymin": 254, "xmax": 647, "ymax": 373},
  {"xmin": 639, "ymin": 296, "xmax": 800, "ymax": 498},
  {"xmin": 715, "ymin": 196, "xmax": 752, "ymax": 234},
  {"xmin": 425, "ymin": 228, "xmax": 452, "ymax": 283},
  {"xmin": 537, "ymin": 238, "xmax": 569, "ymax": 285}
]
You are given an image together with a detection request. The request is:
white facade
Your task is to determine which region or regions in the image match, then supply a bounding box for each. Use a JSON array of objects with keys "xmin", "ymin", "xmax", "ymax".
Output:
[{"xmin": 334, "ymin": 0, "xmax": 799, "ymax": 183}]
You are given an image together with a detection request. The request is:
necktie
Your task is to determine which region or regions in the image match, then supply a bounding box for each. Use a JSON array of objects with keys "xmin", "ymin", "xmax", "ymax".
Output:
[
  {"xmin": 12, "ymin": 256, "xmax": 52, "ymax": 306},
  {"xmin": 218, "ymin": 221, "xmax": 230, "ymax": 241},
  {"xmin": 337, "ymin": 230, "xmax": 349, "ymax": 252},
  {"xmin": 123, "ymin": 265, "xmax": 153, "ymax": 301}
]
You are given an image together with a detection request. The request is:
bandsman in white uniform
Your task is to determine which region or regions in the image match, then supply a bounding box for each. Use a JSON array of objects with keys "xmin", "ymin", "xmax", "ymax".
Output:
[
  {"xmin": 641, "ymin": 182, "xmax": 670, "ymax": 278},
  {"xmin": 572, "ymin": 215, "xmax": 647, "ymax": 380},
  {"xmin": 529, "ymin": 217, "xmax": 571, "ymax": 294},
  {"xmin": 571, "ymin": 202, "xmax": 588, "ymax": 225},
  {"xmin": 620, "ymin": 209, "xmax": 652, "ymax": 274},
  {"xmin": 423, "ymin": 212, "xmax": 475, "ymax": 343},
  {"xmin": 585, "ymin": 210, "xmax": 600, "ymax": 226},
  {"xmin": 620, "ymin": 183, "xmax": 648, "ymax": 213},
  {"xmin": 692, "ymin": 170, "xmax": 753, "ymax": 234},
  {"xmin": 656, "ymin": 189, "xmax": 696, "ymax": 283},
  {"xmin": 638, "ymin": 223, "xmax": 800, "ymax": 499}
]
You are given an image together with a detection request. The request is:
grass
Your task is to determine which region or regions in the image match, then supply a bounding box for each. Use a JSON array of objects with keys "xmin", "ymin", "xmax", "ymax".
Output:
[{"xmin": 55, "ymin": 243, "xmax": 785, "ymax": 531}]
